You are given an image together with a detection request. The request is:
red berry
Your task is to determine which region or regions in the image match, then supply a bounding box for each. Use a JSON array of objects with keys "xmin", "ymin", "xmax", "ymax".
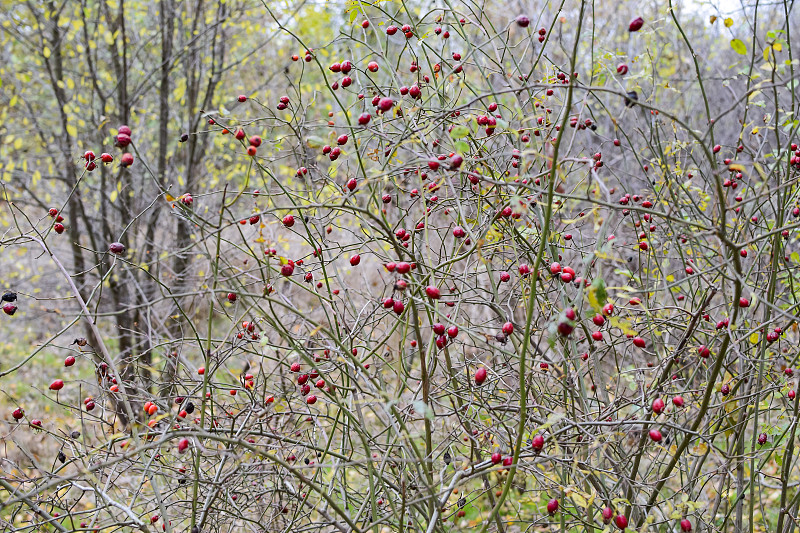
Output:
[
  {"xmin": 425, "ymin": 286, "xmax": 441, "ymax": 299},
  {"xmin": 628, "ymin": 17, "xmax": 644, "ymax": 32},
  {"xmin": 475, "ymin": 367, "xmax": 487, "ymax": 385},
  {"xmin": 64, "ymin": 356, "xmax": 76, "ymax": 367},
  {"xmin": 350, "ymin": 254, "xmax": 361, "ymax": 266},
  {"xmin": 50, "ymin": 379, "xmax": 64, "ymax": 391},
  {"xmin": 558, "ymin": 322, "xmax": 574, "ymax": 337},
  {"xmin": 109, "ymin": 242, "xmax": 125, "ymax": 255},
  {"xmin": 116, "ymin": 133, "xmax": 131, "ymax": 147},
  {"xmin": 377, "ymin": 97, "xmax": 394, "ymax": 112},
  {"xmin": 547, "ymin": 499, "xmax": 559, "ymax": 515},
  {"xmin": 652, "ymin": 398, "xmax": 665, "ymax": 414}
]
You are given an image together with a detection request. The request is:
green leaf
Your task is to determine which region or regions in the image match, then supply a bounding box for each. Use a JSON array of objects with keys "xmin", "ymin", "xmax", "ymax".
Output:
[
  {"xmin": 450, "ymin": 125, "xmax": 470, "ymax": 139},
  {"xmin": 587, "ymin": 277, "xmax": 607, "ymax": 313},
  {"xmin": 349, "ymin": 9, "xmax": 357, "ymax": 24},
  {"xmin": 306, "ymin": 136, "xmax": 326, "ymax": 148},
  {"xmin": 454, "ymin": 140, "xmax": 469, "ymax": 154},
  {"xmin": 731, "ymin": 39, "xmax": 747, "ymax": 55}
]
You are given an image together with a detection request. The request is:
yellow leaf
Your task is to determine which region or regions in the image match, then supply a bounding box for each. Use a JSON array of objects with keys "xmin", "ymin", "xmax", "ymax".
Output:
[
  {"xmin": 724, "ymin": 17, "xmax": 734, "ymax": 27},
  {"xmin": 773, "ymin": 42, "xmax": 782, "ymax": 52},
  {"xmin": 692, "ymin": 442, "xmax": 708, "ymax": 455},
  {"xmin": 66, "ymin": 123, "xmax": 77, "ymax": 138},
  {"xmin": 43, "ymin": 46, "xmax": 51, "ymax": 58},
  {"xmin": 749, "ymin": 332, "xmax": 759, "ymax": 344},
  {"xmin": 571, "ymin": 492, "xmax": 588, "ymax": 509},
  {"xmin": 609, "ymin": 317, "xmax": 637, "ymax": 336}
]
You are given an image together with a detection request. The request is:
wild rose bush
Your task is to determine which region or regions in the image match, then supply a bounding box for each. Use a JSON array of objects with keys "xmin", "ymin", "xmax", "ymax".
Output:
[{"xmin": 1, "ymin": 1, "xmax": 799, "ymax": 532}]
